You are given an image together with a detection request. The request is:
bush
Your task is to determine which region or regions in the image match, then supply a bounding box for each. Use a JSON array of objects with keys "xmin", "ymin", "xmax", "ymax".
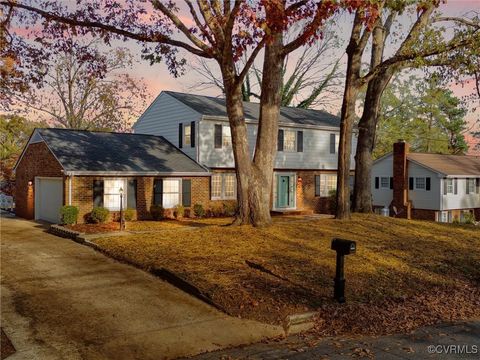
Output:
[
  {"xmin": 150, "ymin": 205, "xmax": 165, "ymax": 220},
  {"xmin": 174, "ymin": 204, "xmax": 185, "ymax": 218},
  {"xmin": 90, "ymin": 207, "xmax": 109, "ymax": 224},
  {"xmin": 193, "ymin": 203, "xmax": 205, "ymax": 218},
  {"xmin": 463, "ymin": 212, "xmax": 475, "ymax": 225},
  {"xmin": 209, "ymin": 203, "xmax": 224, "ymax": 217},
  {"xmin": 123, "ymin": 208, "xmax": 135, "ymax": 221},
  {"xmin": 223, "ymin": 202, "xmax": 237, "ymax": 217},
  {"xmin": 59, "ymin": 205, "xmax": 79, "ymax": 225},
  {"xmin": 328, "ymin": 189, "xmax": 337, "ymax": 213}
]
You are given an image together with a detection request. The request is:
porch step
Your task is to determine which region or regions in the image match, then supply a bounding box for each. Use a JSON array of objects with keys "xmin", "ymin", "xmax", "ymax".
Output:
[{"xmin": 271, "ymin": 209, "xmax": 314, "ymax": 216}]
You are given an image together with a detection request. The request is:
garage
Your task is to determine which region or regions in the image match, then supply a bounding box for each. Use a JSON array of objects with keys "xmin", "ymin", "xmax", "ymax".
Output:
[{"xmin": 35, "ymin": 177, "xmax": 63, "ymax": 223}]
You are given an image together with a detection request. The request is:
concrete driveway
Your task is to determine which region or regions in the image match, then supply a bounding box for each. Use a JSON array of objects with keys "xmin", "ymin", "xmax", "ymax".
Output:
[{"xmin": 0, "ymin": 214, "xmax": 282, "ymax": 360}]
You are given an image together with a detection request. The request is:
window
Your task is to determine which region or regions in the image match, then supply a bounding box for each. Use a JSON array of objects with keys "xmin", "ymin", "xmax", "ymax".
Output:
[
  {"xmin": 466, "ymin": 178, "xmax": 476, "ymax": 194},
  {"xmin": 211, "ymin": 173, "xmax": 236, "ymax": 200},
  {"xmin": 222, "ymin": 126, "xmax": 232, "ymax": 147},
  {"xmin": 162, "ymin": 179, "xmax": 181, "ymax": 208},
  {"xmin": 184, "ymin": 124, "xmax": 191, "ymax": 146},
  {"xmin": 414, "ymin": 177, "xmax": 425, "ymax": 190},
  {"xmin": 283, "ymin": 130, "xmax": 296, "ymax": 152},
  {"xmin": 380, "ymin": 177, "xmax": 390, "ymax": 189},
  {"xmin": 104, "ymin": 178, "xmax": 126, "ymax": 211},
  {"xmin": 315, "ymin": 174, "xmax": 337, "ymax": 197},
  {"xmin": 444, "ymin": 179, "xmax": 454, "ymax": 194},
  {"xmin": 437, "ymin": 211, "xmax": 449, "ymax": 223}
]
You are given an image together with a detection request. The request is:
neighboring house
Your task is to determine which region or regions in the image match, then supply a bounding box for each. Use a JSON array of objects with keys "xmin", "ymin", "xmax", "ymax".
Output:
[
  {"xmin": 14, "ymin": 128, "xmax": 211, "ymax": 223},
  {"xmin": 134, "ymin": 91, "xmax": 356, "ymax": 214},
  {"xmin": 372, "ymin": 141, "xmax": 480, "ymax": 222}
]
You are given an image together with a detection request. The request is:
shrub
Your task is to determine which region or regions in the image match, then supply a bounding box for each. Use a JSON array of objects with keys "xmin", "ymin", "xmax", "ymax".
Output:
[
  {"xmin": 328, "ymin": 189, "xmax": 337, "ymax": 213},
  {"xmin": 90, "ymin": 207, "xmax": 109, "ymax": 224},
  {"xmin": 209, "ymin": 203, "xmax": 224, "ymax": 217},
  {"xmin": 193, "ymin": 203, "xmax": 205, "ymax": 218},
  {"xmin": 174, "ymin": 204, "xmax": 185, "ymax": 218},
  {"xmin": 223, "ymin": 202, "xmax": 237, "ymax": 217},
  {"xmin": 123, "ymin": 208, "xmax": 135, "ymax": 221},
  {"xmin": 463, "ymin": 212, "xmax": 475, "ymax": 225},
  {"xmin": 59, "ymin": 205, "xmax": 79, "ymax": 225},
  {"xmin": 150, "ymin": 205, "xmax": 165, "ymax": 220}
]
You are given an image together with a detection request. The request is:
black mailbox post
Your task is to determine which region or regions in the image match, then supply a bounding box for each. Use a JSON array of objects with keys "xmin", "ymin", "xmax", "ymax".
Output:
[{"xmin": 331, "ymin": 238, "xmax": 356, "ymax": 303}]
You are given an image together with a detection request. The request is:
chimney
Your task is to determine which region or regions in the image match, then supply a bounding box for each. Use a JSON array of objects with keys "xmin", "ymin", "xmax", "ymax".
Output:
[{"xmin": 392, "ymin": 140, "xmax": 411, "ymax": 218}]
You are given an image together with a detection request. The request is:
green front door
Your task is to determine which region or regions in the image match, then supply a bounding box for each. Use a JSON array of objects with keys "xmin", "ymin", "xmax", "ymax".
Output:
[{"xmin": 277, "ymin": 175, "xmax": 290, "ymax": 208}]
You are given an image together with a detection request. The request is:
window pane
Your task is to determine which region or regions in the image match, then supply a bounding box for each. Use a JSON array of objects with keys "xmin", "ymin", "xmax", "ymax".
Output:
[
  {"xmin": 446, "ymin": 179, "xmax": 453, "ymax": 193},
  {"xmin": 380, "ymin": 177, "xmax": 389, "ymax": 188},
  {"xmin": 224, "ymin": 174, "xmax": 236, "ymax": 198},
  {"xmin": 415, "ymin": 177, "xmax": 425, "ymax": 190},
  {"xmin": 211, "ymin": 174, "xmax": 222, "ymax": 198},
  {"xmin": 103, "ymin": 179, "xmax": 125, "ymax": 210},
  {"xmin": 184, "ymin": 125, "xmax": 191, "ymax": 145},
  {"xmin": 162, "ymin": 179, "xmax": 180, "ymax": 208},
  {"xmin": 284, "ymin": 130, "xmax": 296, "ymax": 151},
  {"xmin": 222, "ymin": 126, "xmax": 232, "ymax": 147}
]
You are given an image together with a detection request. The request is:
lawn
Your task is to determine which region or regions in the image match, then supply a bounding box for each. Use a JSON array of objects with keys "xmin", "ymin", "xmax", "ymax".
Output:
[{"xmin": 91, "ymin": 214, "xmax": 480, "ymax": 335}]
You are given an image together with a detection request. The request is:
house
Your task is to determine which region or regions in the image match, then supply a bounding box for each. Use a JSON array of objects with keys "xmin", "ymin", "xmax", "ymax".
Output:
[
  {"xmin": 372, "ymin": 141, "xmax": 480, "ymax": 222},
  {"xmin": 14, "ymin": 128, "xmax": 211, "ymax": 223},
  {"xmin": 133, "ymin": 91, "xmax": 356, "ymax": 214},
  {"xmin": 14, "ymin": 91, "xmax": 356, "ymax": 223}
]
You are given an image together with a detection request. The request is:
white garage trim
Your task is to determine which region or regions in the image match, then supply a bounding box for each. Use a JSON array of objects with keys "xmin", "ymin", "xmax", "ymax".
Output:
[{"xmin": 35, "ymin": 177, "xmax": 64, "ymax": 223}]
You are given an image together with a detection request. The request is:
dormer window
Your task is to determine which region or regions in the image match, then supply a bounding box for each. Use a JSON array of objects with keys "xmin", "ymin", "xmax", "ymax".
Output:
[{"xmin": 184, "ymin": 124, "xmax": 191, "ymax": 146}]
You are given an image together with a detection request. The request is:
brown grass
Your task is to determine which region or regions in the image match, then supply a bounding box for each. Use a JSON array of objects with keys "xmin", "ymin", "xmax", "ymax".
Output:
[{"xmin": 91, "ymin": 214, "xmax": 480, "ymax": 334}]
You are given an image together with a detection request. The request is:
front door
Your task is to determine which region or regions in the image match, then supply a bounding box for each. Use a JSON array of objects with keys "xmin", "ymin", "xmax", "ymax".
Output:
[{"xmin": 277, "ymin": 175, "xmax": 290, "ymax": 208}]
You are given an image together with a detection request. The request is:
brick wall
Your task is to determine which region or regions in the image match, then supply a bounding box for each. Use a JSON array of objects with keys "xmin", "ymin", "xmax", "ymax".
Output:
[
  {"xmin": 475, "ymin": 208, "xmax": 480, "ymax": 221},
  {"xmin": 69, "ymin": 175, "xmax": 221, "ymax": 223},
  {"xmin": 411, "ymin": 208, "xmax": 436, "ymax": 221},
  {"xmin": 15, "ymin": 142, "xmax": 64, "ymax": 219},
  {"xmin": 296, "ymin": 170, "xmax": 340, "ymax": 214},
  {"xmin": 392, "ymin": 141, "xmax": 411, "ymax": 219}
]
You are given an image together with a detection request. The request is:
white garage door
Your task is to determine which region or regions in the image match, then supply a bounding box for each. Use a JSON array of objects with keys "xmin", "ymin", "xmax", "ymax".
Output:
[{"xmin": 35, "ymin": 177, "xmax": 63, "ymax": 223}]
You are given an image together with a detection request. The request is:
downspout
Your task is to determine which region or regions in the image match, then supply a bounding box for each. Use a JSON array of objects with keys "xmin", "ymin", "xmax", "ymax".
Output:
[{"xmin": 68, "ymin": 175, "xmax": 73, "ymax": 206}]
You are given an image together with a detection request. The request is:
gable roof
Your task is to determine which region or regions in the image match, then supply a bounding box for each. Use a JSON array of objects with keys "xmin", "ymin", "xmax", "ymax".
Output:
[
  {"xmin": 407, "ymin": 153, "xmax": 480, "ymax": 176},
  {"xmin": 164, "ymin": 91, "xmax": 341, "ymax": 128},
  {"xmin": 20, "ymin": 128, "xmax": 208, "ymax": 175}
]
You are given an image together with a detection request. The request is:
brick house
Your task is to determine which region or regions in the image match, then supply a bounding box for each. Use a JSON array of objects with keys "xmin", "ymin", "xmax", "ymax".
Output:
[
  {"xmin": 372, "ymin": 141, "xmax": 480, "ymax": 222},
  {"xmin": 14, "ymin": 128, "xmax": 212, "ymax": 223}
]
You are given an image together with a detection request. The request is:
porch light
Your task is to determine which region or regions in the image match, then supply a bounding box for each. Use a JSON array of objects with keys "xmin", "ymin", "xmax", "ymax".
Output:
[
  {"xmin": 119, "ymin": 187, "xmax": 125, "ymax": 231},
  {"xmin": 28, "ymin": 180, "xmax": 33, "ymax": 186}
]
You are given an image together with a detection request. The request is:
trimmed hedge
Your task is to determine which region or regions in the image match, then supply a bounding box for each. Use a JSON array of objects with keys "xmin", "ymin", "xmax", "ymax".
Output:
[
  {"xmin": 59, "ymin": 205, "xmax": 79, "ymax": 225},
  {"xmin": 150, "ymin": 205, "xmax": 165, "ymax": 220},
  {"xmin": 90, "ymin": 207, "xmax": 110, "ymax": 224}
]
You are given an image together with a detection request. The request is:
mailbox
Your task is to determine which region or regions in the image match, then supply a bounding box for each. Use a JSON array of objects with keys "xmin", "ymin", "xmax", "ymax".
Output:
[
  {"xmin": 331, "ymin": 238, "xmax": 356, "ymax": 255},
  {"xmin": 331, "ymin": 238, "xmax": 356, "ymax": 303}
]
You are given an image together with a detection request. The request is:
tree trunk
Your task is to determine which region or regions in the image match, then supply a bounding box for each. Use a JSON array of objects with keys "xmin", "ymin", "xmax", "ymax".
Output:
[
  {"xmin": 353, "ymin": 72, "xmax": 392, "ymax": 213},
  {"xmin": 220, "ymin": 33, "xmax": 284, "ymax": 227}
]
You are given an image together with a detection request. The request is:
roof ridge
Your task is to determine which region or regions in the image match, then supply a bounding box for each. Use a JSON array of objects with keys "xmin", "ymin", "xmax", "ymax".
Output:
[{"xmin": 39, "ymin": 128, "xmax": 166, "ymax": 138}]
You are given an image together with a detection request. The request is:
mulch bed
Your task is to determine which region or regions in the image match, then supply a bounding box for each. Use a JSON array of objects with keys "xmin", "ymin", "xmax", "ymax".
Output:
[{"xmin": 1, "ymin": 328, "xmax": 15, "ymax": 360}]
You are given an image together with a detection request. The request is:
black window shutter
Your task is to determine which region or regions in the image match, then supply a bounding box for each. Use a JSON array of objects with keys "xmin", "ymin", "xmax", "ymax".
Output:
[
  {"xmin": 476, "ymin": 178, "xmax": 480, "ymax": 193},
  {"xmin": 182, "ymin": 179, "xmax": 191, "ymax": 207},
  {"xmin": 454, "ymin": 178, "xmax": 458, "ymax": 194},
  {"xmin": 127, "ymin": 179, "xmax": 137, "ymax": 209},
  {"xmin": 214, "ymin": 124, "xmax": 222, "ymax": 149},
  {"xmin": 375, "ymin": 177, "xmax": 379, "ymax": 189},
  {"xmin": 153, "ymin": 179, "xmax": 163, "ymax": 206},
  {"xmin": 315, "ymin": 175, "xmax": 320, "ymax": 196},
  {"xmin": 277, "ymin": 129, "xmax": 284, "ymax": 151},
  {"xmin": 389, "ymin": 177, "xmax": 393, "ymax": 189},
  {"xmin": 93, "ymin": 180, "xmax": 104, "ymax": 207},
  {"xmin": 425, "ymin": 177, "xmax": 430, "ymax": 191},
  {"xmin": 409, "ymin": 177, "xmax": 414, "ymax": 190},
  {"xmin": 330, "ymin": 134, "xmax": 336, "ymax": 154},
  {"xmin": 297, "ymin": 131, "xmax": 303, "ymax": 152},
  {"xmin": 178, "ymin": 123, "xmax": 183, "ymax": 148},
  {"xmin": 190, "ymin": 121, "xmax": 195, "ymax": 147}
]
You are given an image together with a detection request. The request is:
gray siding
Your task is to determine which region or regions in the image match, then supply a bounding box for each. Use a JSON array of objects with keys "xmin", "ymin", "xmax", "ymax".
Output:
[
  {"xmin": 408, "ymin": 162, "xmax": 441, "ymax": 210},
  {"xmin": 133, "ymin": 92, "xmax": 201, "ymax": 160},
  {"xmin": 199, "ymin": 119, "xmax": 357, "ymax": 170},
  {"xmin": 441, "ymin": 177, "xmax": 480, "ymax": 210},
  {"xmin": 371, "ymin": 155, "xmax": 394, "ymax": 208}
]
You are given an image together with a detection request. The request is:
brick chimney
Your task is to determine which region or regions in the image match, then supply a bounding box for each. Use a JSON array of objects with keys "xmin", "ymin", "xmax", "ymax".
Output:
[{"xmin": 392, "ymin": 140, "xmax": 411, "ymax": 219}]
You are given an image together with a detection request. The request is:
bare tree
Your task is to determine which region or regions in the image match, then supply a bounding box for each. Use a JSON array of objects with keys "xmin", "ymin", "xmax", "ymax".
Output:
[
  {"xmin": 13, "ymin": 39, "xmax": 149, "ymax": 131},
  {"xmin": 187, "ymin": 24, "xmax": 344, "ymax": 110}
]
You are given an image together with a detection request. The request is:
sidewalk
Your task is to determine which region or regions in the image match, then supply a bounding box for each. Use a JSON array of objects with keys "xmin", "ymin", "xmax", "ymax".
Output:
[{"xmin": 192, "ymin": 320, "xmax": 480, "ymax": 359}]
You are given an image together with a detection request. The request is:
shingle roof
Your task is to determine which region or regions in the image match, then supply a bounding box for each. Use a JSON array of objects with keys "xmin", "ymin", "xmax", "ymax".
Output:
[
  {"xmin": 36, "ymin": 128, "xmax": 208, "ymax": 174},
  {"xmin": 164, "ymin": 91, "xmax": 341, "ymax": 127},
  {"xmin": 408, "ymin": 153, "xmax": 480, "ymax": 176}
]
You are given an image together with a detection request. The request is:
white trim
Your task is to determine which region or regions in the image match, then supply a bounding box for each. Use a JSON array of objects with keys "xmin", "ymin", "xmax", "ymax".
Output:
[{"xmin": 68, "ymin": 176, "xmax": 72, "ymax": 206}]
